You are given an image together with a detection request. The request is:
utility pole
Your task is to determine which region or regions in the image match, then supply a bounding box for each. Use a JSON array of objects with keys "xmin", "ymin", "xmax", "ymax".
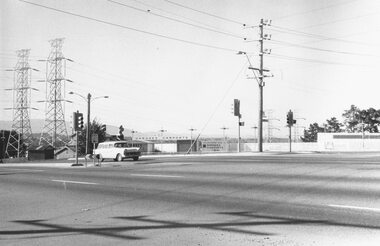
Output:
[
  {"xmin": 258, "ymin": 18, "xmax": 264, "ymax": 152},
  {"xmin": 237, "ymin": 18, "xmax": 271, "ymax": 152}
]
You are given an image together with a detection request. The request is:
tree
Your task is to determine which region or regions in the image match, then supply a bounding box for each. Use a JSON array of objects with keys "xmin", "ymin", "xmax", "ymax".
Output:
[
  {"xmin": 301, "ymin": 123, "xmax": 324, "ymax": 142},
  {"xmin": 360, "ymin": 107, "xmax": 380, "ymax": 133},
  {"xmin": 323, "ymin": 117, "xmax": 343, "ymax": 133},
  {"xmin": 78, "ymin": 119, "xmax": 107, "ymax": 154},
  {"xmin": 342, "ymin": 105, "xmax": 361, "ymax": 133},
  {"xmin": 342, "ymin": 105, "xmax": 380, "ymax": 133}
]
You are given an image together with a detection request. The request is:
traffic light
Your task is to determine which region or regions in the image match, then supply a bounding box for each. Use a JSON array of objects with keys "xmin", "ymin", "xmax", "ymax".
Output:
[
  {"xmin": 234, "ymin": 99, "xmax": 240, "ymax": 117},
  {"xmin": 78, "ymin": 113, "xmax": 84, "ymax": 130},
  {"xmin": 287, "ymin": 110, "xmax": 294, "ymax": 127},
  {"xmin": 73, "ymin": 112, "xmax": 84, "ymax": 131},
  {"xmin": 100, "ymin": 124, "xmax": 106, "ymax": 133}
]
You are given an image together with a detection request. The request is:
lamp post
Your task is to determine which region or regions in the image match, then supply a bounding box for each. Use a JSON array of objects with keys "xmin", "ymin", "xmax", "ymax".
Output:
[
  {"xmin": 221, "ymin": 126, "xmax": 229, "ymax": 151},
  {"xmin": 159, "ymin": 128, "xmax": 167, "ymax": 153},
  {"xmin": 189, "ymin": 128, "xmax": 197, "ymax": 153},
  {"xmin": 131, "ymin": 130, "xmax": 137, "ymax": 147},
  {"xmin": 252, "ymin": 126, "xmax": 258, "ymax": 143},
  {"xmin": 69, "ymin": 92, "xmax": 109, "ymax": 154}
]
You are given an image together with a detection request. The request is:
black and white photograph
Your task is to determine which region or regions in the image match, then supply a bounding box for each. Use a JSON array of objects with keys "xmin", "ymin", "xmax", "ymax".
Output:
[{"xmin": 1, "ymin": 0, "xmax": 380, "ymax": 245}]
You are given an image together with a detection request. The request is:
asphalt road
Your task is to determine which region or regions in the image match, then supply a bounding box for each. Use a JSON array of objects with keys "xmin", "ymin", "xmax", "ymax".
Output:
[{"xmin": 1, "ymin": 153, "xmax": 380, "ymax": 245}]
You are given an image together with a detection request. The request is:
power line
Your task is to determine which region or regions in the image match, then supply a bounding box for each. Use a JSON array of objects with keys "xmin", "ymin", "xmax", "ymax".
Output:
[
  {"xmin": 164, "ymin": 0, "xmax": 246, "ymax": 27},
  {"xmin": 275, "ymin": 0, "xmax": 359, "ymax": 20},
  {"xmin": 302, "ymin": 10, "xmax": 380, "ymax": 29},
  {"xmin": 269, "ymin": 25, "xmax": 373, "ymax": 46},
  {"xmin": 19, "ymin": 0, "xmax": 240, "ymax": 53},
  {"xmin": 126, "ymin": 0, "xmax": 242, "ymax": 38},
  {"xmin": 107, "ymin": 0, "xmax": 245, "ymax": 39},
  {"xmin": 269, "ymin": 39, "xmax": 378, "ymax": 57},
  {"xmin": 196, "ymin": 60, "xmax": 249, "ymax": 141},
  {"xmin": 268, "ymin": 53, "xmax": 374, "ymax": 67}
]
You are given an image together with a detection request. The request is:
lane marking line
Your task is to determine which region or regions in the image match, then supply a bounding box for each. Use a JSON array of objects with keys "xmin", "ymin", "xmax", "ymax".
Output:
[
  {"xmin": 328, "ymin": 204, "xmax": 380, "ymax": 212},
  {"xmin": 130, "ymin": 174, "xmax": 184, "ymax": 178},
  {"xmin": 51, "ymin": 179, "xmax": 98, "ymax": 185},
  {"xmin": 1, "ymin": 168, "xmax": 45, "ymax": 172}
]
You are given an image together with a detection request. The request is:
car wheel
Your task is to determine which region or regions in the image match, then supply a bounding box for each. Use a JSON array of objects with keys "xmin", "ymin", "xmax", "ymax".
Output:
[
  {"xmin": 116, "ymin": 154, "xmax": 123, "ymax": 162},
  {"xmin": 99, "ymin": 154, "xmax": 104, "ymax": 162},
  {"xmin": 133, "ymin": 156, "xmax": 139, "ymax": 161}
]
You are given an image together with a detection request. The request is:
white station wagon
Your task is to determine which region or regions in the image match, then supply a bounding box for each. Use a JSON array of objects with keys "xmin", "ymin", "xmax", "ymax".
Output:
[{"xmin": 94, "ymin": 141, "xmax": 141, "ymax": 162}]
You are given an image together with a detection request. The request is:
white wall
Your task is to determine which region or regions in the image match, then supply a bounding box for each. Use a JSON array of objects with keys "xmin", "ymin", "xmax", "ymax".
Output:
[
  {"xmin": 155, "ymin": 143, "xmax": 177, "ymax": 153},
  {"xmin": 318, "ymin": 133, "xmax": 380, "ymax": 151}
]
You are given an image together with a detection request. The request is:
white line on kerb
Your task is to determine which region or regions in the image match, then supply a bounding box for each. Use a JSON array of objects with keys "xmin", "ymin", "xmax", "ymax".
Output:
[
  {"xmin": 130, "ymin": 174, "xmax": 184, "ymax": 178},
  {"xmin": 328, "ymin": 204, "xmax": 380, "ymax": 212},
  {"xmin": 52, "ymin": 179, "xmax": 98, "ymax": 185}
]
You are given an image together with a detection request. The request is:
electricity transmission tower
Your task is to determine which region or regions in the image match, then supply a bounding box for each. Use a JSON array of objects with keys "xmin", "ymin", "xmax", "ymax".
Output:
[
  {"xmin": 5, "ymin": 49, "xmax": 38, "ymax": 158},
  {"xmin": 39, "ymin": 38, "xmax": 72, "ymax": 148}
]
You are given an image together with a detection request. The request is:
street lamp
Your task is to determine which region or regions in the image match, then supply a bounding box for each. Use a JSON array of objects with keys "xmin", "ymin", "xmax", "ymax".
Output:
[
  {"xmin": 131, "ymin": 130, "xmax": 138, "ymax": 147},
  {"xmin": 189, "ymin": 128, "xmax": 197, "ymax": 153},
  {"xmin": 69, "ymin": 91, "xmax": 109, "ymax": 154},
  {"xmin": 251, "ymin": 126, "xmax": 258, "ymax": 143},
  {"xmin": 159, "ymin": 128, "xmax": 167, "ymax": 153}
]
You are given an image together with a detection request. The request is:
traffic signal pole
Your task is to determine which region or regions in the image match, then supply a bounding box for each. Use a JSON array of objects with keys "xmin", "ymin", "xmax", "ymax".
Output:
[
  {"xmin": 86, "ymin": 93, "xmax": 91, "ymax": 155},
  {"xmin": 287, "ymin": 110, "xmax": 296, "ymax": 153},
  {"xmin": 75, "ymin": 110, "xmax": 79, "ymax": 165},
  {"xmin": 238, "ymin": 115, "xmax": 240, "ymax": 152},
  {"xmin": 289, "ymin": 124, "xmax": 292, "ymax": 153}
]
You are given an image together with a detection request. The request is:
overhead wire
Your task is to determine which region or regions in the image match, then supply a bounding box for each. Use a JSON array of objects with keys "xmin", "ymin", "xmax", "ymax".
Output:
[
  {"xmin": 269, "ymin": 25, "xmax": 374, "ymax": 46},
  {"xmin": 268, "ymin": 53, "xmax": 374, "ymax": 67},
  {"xmin": 196, "ymin": 59, "xmax": 249, "ymax": 140},
  {"xmin": 126, "ymin": 0, "xmax": 241, "ymax": 37},
  {"xmin": 19, "ymin": 0, "xmax": 240, "ymax": 53},
  {"xmin": 275, "ymin": 0, "xmax": 359, "ymax": 20},
  {"xmin": 107, "ymin": 0, "xmax": 245, "ymax": 39},
  {"xmin": 301, "ymin": 10, "xmax": 380, "ymax": 29},
  {"xmin": 163, "ymin": 0, "xmax": 247, "ymax": 27},
  {"xmin": 268, "ymin": 39, "xmax": 378, "ymax": 57}
]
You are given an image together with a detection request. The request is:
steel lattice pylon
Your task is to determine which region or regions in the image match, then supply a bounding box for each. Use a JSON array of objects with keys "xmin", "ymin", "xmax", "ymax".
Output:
[
  {"xmin": 5, "ymin": 49, "xmax": 34, "ymax": 158},
  {"xmin": 39, "ymin": 38, "xmax": 69, "ymax": 148}
]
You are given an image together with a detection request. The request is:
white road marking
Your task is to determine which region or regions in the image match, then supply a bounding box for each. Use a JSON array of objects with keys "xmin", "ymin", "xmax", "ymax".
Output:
[
  {"xmin": 1, "ymin": 168, "xmax": 45, "ymax": 172},
  {"xmin": 130, "ymin": 174, "xmax": 184, "ymax": 178},
  {"xmin": 328, "ymin": 204, "xmax": 380, "ymax": 213},
  {"xmin": 51, "ymin": 179, "xmax": 98, "ymax": 185}
]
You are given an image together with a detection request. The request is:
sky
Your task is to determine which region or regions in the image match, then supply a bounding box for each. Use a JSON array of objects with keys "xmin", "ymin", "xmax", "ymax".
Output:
[{"xmin": 1, "ymin": 0, "xmax": 380, "ymax": 138}]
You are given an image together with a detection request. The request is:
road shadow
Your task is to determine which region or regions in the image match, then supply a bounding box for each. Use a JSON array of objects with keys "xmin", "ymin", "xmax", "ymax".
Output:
[
  {"xmin": 217, "ymin": 211, "xmax": 380, "ymax": 231},
  {"xmin": 3, "ymin": 210, "xmax": 380, "ymax": 242}
]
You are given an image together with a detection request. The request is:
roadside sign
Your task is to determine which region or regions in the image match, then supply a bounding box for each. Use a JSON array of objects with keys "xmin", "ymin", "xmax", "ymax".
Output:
[{"xmin": 91, "ymin": 133, "xmax": 99, "ymax": 143}]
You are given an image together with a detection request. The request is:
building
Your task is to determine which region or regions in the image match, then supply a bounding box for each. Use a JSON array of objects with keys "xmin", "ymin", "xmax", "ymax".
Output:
[
  {"xmin": 28, "ymin": 145, "xmax": 55, "ymax": 160},
  {"xmin": 55, "ymin": 145, "xmax": 76, "ymax": 159}
]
